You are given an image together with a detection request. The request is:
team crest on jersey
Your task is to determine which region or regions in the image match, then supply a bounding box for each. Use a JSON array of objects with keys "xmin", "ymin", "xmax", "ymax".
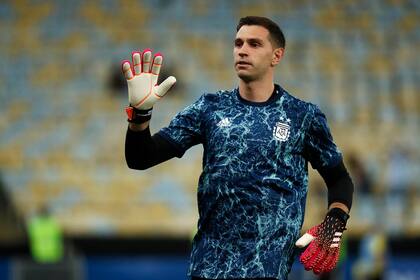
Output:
[{"xmin": 273, "ymin": 119, "xmax": 291, "ymax": 141}]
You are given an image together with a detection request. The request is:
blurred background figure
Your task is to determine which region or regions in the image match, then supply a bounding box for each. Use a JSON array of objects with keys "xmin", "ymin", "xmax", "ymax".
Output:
[
  {"xmin": 384, "ymin": 144, "xmax": 415, "ymax": 234},
  {"xmin": 27, "ymin": 204, "xmax": 64, "ymax": 264},
  {"xmin": 352, "ymin": 226, "xmax": 388, "ymax": 280},
  {"xmin": 0, "ymin": 0, "xmax": 419, "ymax": 279}
]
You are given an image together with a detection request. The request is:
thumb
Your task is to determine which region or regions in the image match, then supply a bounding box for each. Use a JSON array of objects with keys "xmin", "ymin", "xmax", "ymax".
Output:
[
  {"xmin": 155, "ymin": 76, "xmax": 176, "ymax": 97},
  {"xmin": 295, "ymin": 233, "xmax": 315, "ymax": 248}
]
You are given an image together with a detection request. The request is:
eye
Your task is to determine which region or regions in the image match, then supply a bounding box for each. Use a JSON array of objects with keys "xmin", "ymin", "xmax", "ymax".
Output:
[
  {"xmin": 234, "ymin": 40, "xmax": 243, "ymax": 47},
  {"xmin": 249, "ymin": 41, "xmax": 261, "ymax": 48}
]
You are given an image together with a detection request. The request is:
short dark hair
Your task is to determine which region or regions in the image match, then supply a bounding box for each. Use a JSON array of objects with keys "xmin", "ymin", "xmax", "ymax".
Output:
[{"xmin": 236, "ymin": 16, "xmax": 285, "ymax": 49}]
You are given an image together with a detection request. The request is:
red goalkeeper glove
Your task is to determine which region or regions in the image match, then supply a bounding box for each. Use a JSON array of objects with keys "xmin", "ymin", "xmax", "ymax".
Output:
[{"xmin": 295, "ymin": 208, "xmax": 349, "ymax": 275}]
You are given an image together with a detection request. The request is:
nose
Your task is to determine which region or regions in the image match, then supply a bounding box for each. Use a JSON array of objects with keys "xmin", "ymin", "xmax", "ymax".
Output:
[{"xmin": 237, "ymin": 45, "xmax": 248, "ymax": 57}]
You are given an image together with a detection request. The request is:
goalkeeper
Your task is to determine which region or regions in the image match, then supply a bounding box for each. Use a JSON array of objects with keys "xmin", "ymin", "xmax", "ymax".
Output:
[{"xmin": 123, "ymin": 16, "xmax": 354, "ymax": 280}]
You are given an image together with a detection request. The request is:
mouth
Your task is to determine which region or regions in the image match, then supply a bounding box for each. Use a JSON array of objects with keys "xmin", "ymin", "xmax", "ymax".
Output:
[
  {"xmin": 236, "ymin": 61, "xmax": 252, "ymax": 66},
  {"xmin": 235, "ymin": 61, "xmax": 252, "ymax": 70}
]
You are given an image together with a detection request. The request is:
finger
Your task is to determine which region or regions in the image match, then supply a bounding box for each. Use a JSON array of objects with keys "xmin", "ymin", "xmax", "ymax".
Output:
[
  {"xmin": 151, "ymin": 53, "xmax": 163, "ymax": 76},
  {"xmin": 141, "ymin": 48, "xmax": 152, "ymax": 73},
  {"xmin": 132, "ymin": 51, "xmax": 141, "ymax": 75},
  {"xmin": 300, "ymin": 245, "xmax": 317, "ymax": 270},
  {"xmin": 121, "ymin": 60, "xmax": 133, "ymax": 80},
  {"xmin": 303, "ymin": 247, "xmax": 318, "ymax": 271},
  {"xmin": 151, "ymin": 53, "xmax": 163, "ymax": 85},
  {"xmin": 313, "ymin": 249, "xmax": 331, "ymax": 275},
  {"xmin": 315, "ymin": 251, "xmax": 333, "ymax": 275},
  {"xmin": 155, "ymin": 76, "xmax": 176, "ymax": 97},
  {"xmin": 300, "ymin": 242, "xmax": 317, "ymax": 267},
  {"xmin": 323, "ymin": 250, "xmax": 339, "ymax": 273},
  {"xmin": 304, "ymin": 245, "xmax": 325, "ymax": 271},
  {"xmin": 296, "ymin": 233, "xmax": 315, "ymax": 248}
]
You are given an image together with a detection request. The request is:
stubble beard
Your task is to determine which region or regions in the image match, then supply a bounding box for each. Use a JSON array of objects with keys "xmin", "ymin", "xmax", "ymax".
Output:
[
  {"xmin": 238, "ymin": 73, "xmax": 253, "ymax": 83},
  {"xmin": 236, "ymin": 67, "xmax": 257, "ymax": 83}
]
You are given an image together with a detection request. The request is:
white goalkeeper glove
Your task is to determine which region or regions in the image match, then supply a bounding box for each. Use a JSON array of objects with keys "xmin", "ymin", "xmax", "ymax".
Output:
[{"xmin": 121, "ymin": 49, "xmax": 176, "ymax": 123}]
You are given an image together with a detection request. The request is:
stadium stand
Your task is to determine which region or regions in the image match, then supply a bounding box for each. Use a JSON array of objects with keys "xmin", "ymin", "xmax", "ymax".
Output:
[{"xmin": 0, "ymin": 0, "xmax": 419, "ymax": 239}]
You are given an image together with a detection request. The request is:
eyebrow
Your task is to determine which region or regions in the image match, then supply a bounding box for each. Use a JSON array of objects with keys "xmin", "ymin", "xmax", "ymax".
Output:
[{"xmin": 234, "ymin": 37, "xmax": 264, "ymax": 44}]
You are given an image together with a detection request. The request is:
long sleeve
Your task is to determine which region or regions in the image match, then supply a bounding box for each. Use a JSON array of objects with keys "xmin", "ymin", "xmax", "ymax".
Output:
[
  {"xmin": 303, "ymin": 105, "xmax": 342, "ymax": 170},
  {"xmin": 125, "ymin": 126, "xmax": 181, "ymax": 170},
  {"xmin": 318, "ymin": 160, "xmax": 354, "ymax": 210}
]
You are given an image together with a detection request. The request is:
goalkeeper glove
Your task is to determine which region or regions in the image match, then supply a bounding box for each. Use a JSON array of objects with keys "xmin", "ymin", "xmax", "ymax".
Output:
[
  {"xmin": 295, "ymin": 208, "xmax": 349, "ymax": 275},
  {"xmin": 121, "ymin": 49, "xmax": 176, "ymax": 124}
]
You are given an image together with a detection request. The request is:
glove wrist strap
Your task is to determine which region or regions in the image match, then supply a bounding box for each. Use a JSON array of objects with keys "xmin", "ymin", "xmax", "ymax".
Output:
[
  {"xmin": 327, "ymin": 208, "xmax": 350, "ymax": 223},
  {"xmin": 125, "ymin": 106, "xmax": 153, "ymax": 124}
]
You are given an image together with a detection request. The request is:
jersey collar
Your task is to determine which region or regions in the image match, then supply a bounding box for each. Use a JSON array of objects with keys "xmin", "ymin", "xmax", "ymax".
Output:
[{"xmin": 236, "ymin": 84, "xmax": 283, "ymax": 106}]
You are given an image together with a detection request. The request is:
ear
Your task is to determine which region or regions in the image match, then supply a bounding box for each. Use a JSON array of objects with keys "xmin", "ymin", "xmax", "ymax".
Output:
[{"xmin": 271, "ymin": 48, "xmax": 284, "ymax": 66}]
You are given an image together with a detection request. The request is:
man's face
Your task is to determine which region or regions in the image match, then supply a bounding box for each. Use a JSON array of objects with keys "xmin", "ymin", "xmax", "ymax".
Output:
[{"xmin": 234, "ymin": 25, "xmax": 279, "ymax": 82}]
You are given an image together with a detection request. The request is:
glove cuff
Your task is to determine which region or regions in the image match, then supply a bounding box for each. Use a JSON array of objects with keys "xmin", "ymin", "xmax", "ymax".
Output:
[
  {"xmin": 125, "ymin": 106, "xmax": 153, "ymax": 124},
  {"xmin": 327, "ymin": 208, "xmax": 350, "ymax": 224}
]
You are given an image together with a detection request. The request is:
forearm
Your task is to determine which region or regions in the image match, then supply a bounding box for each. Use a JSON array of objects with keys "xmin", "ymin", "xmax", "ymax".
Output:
[
  {"xmin": 128, "ymin": 121, "xmax": 150, "ymax": 132},
  {"xmin": 318, "ymin": 160, "xmax": 354, "ymax": 211},
  {"xmin": 125, "ymin": 125, "xmax": 177, "ymax": 170}
]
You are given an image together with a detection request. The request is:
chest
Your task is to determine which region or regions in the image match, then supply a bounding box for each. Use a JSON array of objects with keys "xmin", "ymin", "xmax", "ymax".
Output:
[{"xmin": 203, "ymin": 105, "xmax": 307, "ymax": 158}]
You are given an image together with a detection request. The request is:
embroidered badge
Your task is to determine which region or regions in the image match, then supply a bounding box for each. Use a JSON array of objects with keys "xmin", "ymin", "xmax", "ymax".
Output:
[{"xmin": 273, "ymin": 117, "xmax": 291, "ymax": 141}]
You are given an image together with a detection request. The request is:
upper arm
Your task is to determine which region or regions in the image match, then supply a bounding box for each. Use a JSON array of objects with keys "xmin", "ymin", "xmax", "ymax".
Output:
[
  {"xmin": 157, "ymin": 95, "xmax": 206, "ymax": 157},
  {"xmin": 303, "ymin": 105, "xmax": 342, "ymax": 170}
]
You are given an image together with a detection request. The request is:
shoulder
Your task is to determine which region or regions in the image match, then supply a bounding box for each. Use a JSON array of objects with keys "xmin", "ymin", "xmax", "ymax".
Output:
[
  {"xmin": 280, "ymin": 87, "xmax": 322, "ymax": 117},
  {"xmin": 201, "ymin": 88, "xmax": 235, "ymax": 101},
  {"xmin": 197, "ymin": 88, "xmax": 236, "ymax": 107}
]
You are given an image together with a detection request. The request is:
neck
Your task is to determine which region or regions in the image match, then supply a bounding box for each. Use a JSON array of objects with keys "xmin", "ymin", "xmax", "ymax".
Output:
[{"xmin": 238, "ymin": 75, "xmax": 275, "ymax": 102}]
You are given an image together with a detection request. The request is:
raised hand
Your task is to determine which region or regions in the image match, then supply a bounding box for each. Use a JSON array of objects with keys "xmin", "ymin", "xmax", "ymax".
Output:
[{"xmin": 122, "ymin": 49, "xmax": 176, "ymax": 123}]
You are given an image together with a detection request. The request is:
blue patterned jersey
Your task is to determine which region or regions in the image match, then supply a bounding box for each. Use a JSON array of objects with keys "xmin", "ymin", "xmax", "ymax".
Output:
[{"xmin": 157, "ymin": 85, "xmax": 342, "ymax": 279}]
